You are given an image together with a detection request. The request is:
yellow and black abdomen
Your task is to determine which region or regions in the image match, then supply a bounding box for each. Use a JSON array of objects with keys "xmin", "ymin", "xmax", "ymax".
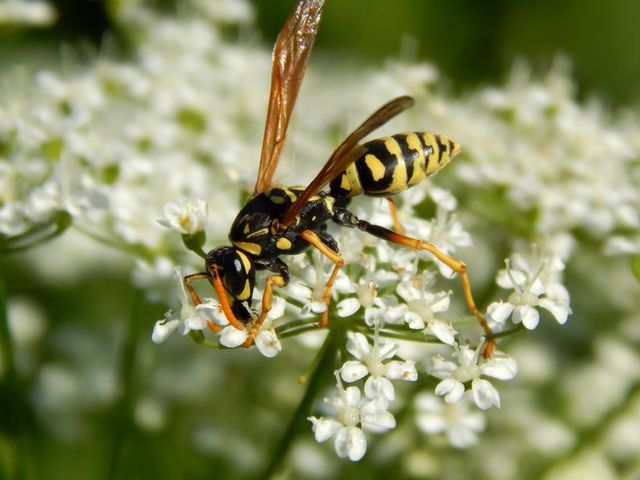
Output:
[{"xmin": 329, "ymin": 131, "xmax": 461, "ymax": 199}]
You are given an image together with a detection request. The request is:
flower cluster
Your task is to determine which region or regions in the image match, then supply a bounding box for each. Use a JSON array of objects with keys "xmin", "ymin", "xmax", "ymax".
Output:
[{"xmin": 3, "ymin": 0, "xmax": 639, "ymax": 477}]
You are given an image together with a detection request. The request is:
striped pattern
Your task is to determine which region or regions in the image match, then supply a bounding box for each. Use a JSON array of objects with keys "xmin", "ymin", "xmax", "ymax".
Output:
[{"xmin": 329, "ymin": 131, "xmax": 461, "ymax": 198}]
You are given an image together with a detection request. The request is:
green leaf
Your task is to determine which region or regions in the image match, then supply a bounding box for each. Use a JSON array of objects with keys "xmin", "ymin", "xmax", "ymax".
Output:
[{"xmin": 632, "ymin": 255, "xmax": 640, "ymax": 282}]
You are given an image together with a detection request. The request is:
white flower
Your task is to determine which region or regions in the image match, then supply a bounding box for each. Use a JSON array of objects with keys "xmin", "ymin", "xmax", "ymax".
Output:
[
  {"xmin": 285, "ymin": 280, "xmax": 327, "ymax": 315},
  {"xmin": 396, "ymin": 278, "xmax": 456, "ymax": 345},
  {"xmin": 308, "ymin": 373, "xmax": 395, "ymax": 462},
  {"xmin": 151, "ymin": 267, "xmax": 208, "ymax": 343},
  {"xmin": 397, "ymin": 188, "xmax": 472, "ymax": 278},
  {"xmin": 415, "ymin": 392, "xmax": 486, "ymax": 448},
  {"xmin": 487, "ymin": 252, "xmax": 572, "ymax": 330},
  {"xmin": 255, "ymin": 328, "xmax": 282, "ymax": 358},
  {"xmin": 0, "ymin": 0, "xmax": 57, "ymax": 27},
  {"xmin": 340, "ymin": 332, "xmax": 417, "ymax": 402},
  {"xmin": 428, "ymin": 343, "xmax": 518, "ymax": 410},
  {"xmin": 209, "ymin": 294, "xmax": 285, "ymax": 356},
  {"xmin": 284, "ymin": 253, "xmax": 329, "ymax": 315},
  {"xmin": 151, "ymin": 311, "xmax": 181, "ymax": 344},
  {"xmin": 158, "ymin": 196, "xmax": 208, "ymax": 234},
  {"xmin": 335, "ymin": 257, "xmax": 398, "ymax": 318},
  {"xmin": 219, "ymin": 325, "xmax": 248, "ymax": 348}
]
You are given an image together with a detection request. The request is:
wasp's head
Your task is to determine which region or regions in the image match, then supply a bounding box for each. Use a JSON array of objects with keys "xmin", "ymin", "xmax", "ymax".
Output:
[{"xmin": 205, "ymin": 246, "xmax": 256, "ymax": 322}]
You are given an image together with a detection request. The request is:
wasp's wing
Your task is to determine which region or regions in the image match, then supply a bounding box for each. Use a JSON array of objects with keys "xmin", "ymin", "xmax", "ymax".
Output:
[
  {"xmin": 282, "ymin": 95, "xmax": 415, "ymax": 226},
  {"xmin": 253, "ymin": 0, "xmax": 325, "ymax": 195}
]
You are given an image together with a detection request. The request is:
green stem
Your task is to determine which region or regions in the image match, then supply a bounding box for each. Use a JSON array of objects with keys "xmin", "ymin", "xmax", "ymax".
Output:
[
  {"xmin": 258, "ymin": 325, "xmax": 344, "ymax": 479},
  {"xmin": 106, "ymin": 290, "xmax": 145, "ymax": 480},
  {"xmin": 0, "ymin": 210, "xmax": 71, "ymax": 254},
  {"xmin": 486, "ymin": 324, "xmax": 526, "ymax": 340},
  {"xmin": 73, "ymin": 224, "xmax": 156, "ymax": 262},
  {"xmin": 188, "ymin": 329, "xmax": 224, "ymax": 349},
  {"xmin": 0, "ymin": 278, "xmax": 32, "ymax": 479}
]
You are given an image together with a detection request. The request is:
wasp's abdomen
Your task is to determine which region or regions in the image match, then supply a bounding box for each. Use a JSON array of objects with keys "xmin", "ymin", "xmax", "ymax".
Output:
[{"xmin": 329, "ymin": 131, "xmax": 461, "ymax": 198}]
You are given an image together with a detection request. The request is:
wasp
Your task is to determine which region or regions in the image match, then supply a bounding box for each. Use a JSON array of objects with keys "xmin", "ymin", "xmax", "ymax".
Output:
[{"xmin": 184, "ymin": 0, "xmax": 491, "ymax": 347}]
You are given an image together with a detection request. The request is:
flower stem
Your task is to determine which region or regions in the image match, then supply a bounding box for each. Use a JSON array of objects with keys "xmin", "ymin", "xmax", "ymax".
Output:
[
  {"xmin": 0, "ymin": 277, "xmax": 33, "ymax": 479},
  {"xmin": 106, "ymin": 289, "xmax": 145, "ymax": 480},
  {"xmin": 0, "ymin": 210, "xmax": 71, "ymax": 254},
  {"xmin": 258, "ymin": 324, "xmax": 343, "ymax": 479},
  {"xmin": 486, "ymin": 324, "xmax": 526, "ymax": 340}
]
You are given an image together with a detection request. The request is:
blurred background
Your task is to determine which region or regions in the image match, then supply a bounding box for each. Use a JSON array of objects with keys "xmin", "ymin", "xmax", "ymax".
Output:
[
  {"xmin": 2, "ymin": 0, "xmax": 639, "ymax": 104},
  {"xmin": 1, "ymin": 1, "xmax": 639, "ymax": 479}
]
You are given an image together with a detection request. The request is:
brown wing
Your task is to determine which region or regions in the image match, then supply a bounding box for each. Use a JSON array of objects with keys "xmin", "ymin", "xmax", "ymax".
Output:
[
  {"xmin": 253, "ymin": 0, "xmax": 325, "ymax": 195},
  {"xmin": 281, "ymin": 95, "xmax": 415, "ymax": 226}
]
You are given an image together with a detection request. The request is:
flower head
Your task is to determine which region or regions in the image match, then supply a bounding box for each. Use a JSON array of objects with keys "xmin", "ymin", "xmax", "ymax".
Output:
[
  {"xmin": 308, "ymin": 372, "xmax": 395, "ymax": 461},
  {"xmin": 151, "ymin": 266, "xmax": 207, "ymax": 343},
  {"xmin": 158, "ymin": 196, "xmax": 208, "ymax": 234},
  {"xmin": 340, "ymin": 331, "xmax": 417, "ymax": 402},
  {"xmin": 428, "ymin": 342, "xmax": 518, "ymax": 410},
  {"xmin": 487, "ymin": 250, "xmax": 572, "ymax": 330}
]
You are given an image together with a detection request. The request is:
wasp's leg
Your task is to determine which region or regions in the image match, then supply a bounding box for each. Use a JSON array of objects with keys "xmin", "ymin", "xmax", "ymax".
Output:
[
  {"xmin": 385, "ymin": 197, "xmax": 405, "ymax": 234},
  {"xmin": 300, "ymin": 229, "xmax": 344, "ymax": 327},
  {"xmin": 184, "ymin": 272, "xmax": 223, "ymax": 333},
  {"xmin": 209, "ymin": 266, "xmax": 248, "ymax": 333},
  {"xmin": 242, "ymin": 274, "xmax": 287, "ymax": 348},
  {"xmin": 334, "ymin": 207, "xmax": 493, "ymax": 355}
]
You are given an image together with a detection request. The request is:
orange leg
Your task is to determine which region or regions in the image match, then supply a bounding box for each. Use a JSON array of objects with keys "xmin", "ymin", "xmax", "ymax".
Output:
[
  {"xmin": 184, "ymin": 269, "xmax": 246, "ymax": 335},
  {"xmin": 300, "ymin": 230, "xmax": 344, "ymax": 327},
  {"xmin": 184, "ymin": 272, "xmax": 221, "ymax": 333},
  {"xmin": 242, "ymin": 274, "xmax": 286, "ymax": 347},
  {"xmin": 385, "ymin": 197, "xmax": 405, "ymax": 234},
  {"xmin": 356, "ymin": 220, "xmax": 494, "ymax": 356}
]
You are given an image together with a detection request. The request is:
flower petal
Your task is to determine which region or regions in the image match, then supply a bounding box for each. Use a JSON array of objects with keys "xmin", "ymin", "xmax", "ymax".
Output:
[
  {"xmin": 340, "ymin": 361, "xmax": 369, "ymax": 383},
  {"xmin": 428, "ymin": 355, "xmax": 458, "ymax": 378},
  {"xmin": 151, "ymin": 317, "xmax": 180, "ymax": 344},
  {"xmin": 416, "ymin": 413, "xmax": 447, "ymax": 434},
  {"xmin": 514, "ymin": 305, "xmax": 540, "ymax": 330},
  {"xmin": 346, "ymin": 332, "xmax": 370, "ymax": 359},
  {"xmin": 308, "ymin": 417, "xmax": 341, "ymax": 443},
  {"xmin": 337, "ymin": 298, "xmax": 361, "ymax": 317},
  {"xmin": 344, "ymin": 386, "xmax": 362, "ymax": 407},
  {"xmin": 428, "ymin": 318, "xmax": 457, "ymax": 345},
  {"xmin": 405, "ymin": 311, "xmax": 425, "ymax": 330},
  {"xmin": 361, "ymin": 402, "xmax": 396, "ymax": 433},
  {"xmin": 471, "ymin": 378, "xmax": 501, "ymax": 409},
  {"xmin": 334, "ymin": 426, "xmax": 367, "ymax": 461},
  {"xmin": 267, "ymin": 296, "xmax": 286, "ymax": 320},
  {"xmin": 220, "ymin": 325, "xmax": 248, "ymax": 348},
  {"xmin": 364, "ymin": 376, "xmax": 395, "ymax": 402},
  {"xmin": 255, "ymin": 329, "xmax": 282, "ymax": 358},
  {"xmin": 539, "ymin": 297, "xmax": 571, "ymax": 325},
  {"xmin": 385, "ymin": 360, "xmax": 418, "ymax": 382},
  {"xmin": 435, "ymin": 378, "xmax": 464, "ymax": 404},
  {"xmin": 481, "ymin": 355, "xmax": 518, "ymax": 380},
  {"xmin": 486, "ymin": 301, "xmax": 515, "ymax": 325}
]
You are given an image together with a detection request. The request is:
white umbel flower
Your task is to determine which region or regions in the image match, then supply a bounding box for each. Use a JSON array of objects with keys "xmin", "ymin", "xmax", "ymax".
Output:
[
  {"xmin": 396, "ymin": 279, "xmax": 456, "ymax": 345},
  {"xmin": 488, "ymin": 252, "xmax": 572, "ymax": 330},
  {"xmin": 158, "ymin": 196, "xmax": 208, "ymax": 234},
  {"xmin": 415, "ymin": 392, "xmax": 486, "ymax": 448},
  {"xmin": 340, "ymin": 331, "xmax": 417, "ymax": 402},
  {"xmin": 308, "ymin": 373, "xmax": 395, "ymax": 462},
  {"xmin": 429, "ymin": 343, "xmax": 518, "ymax": 410},
  {"xmin": 151, "ymin": 267, "xmax": 207, "ymax": 343}
]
